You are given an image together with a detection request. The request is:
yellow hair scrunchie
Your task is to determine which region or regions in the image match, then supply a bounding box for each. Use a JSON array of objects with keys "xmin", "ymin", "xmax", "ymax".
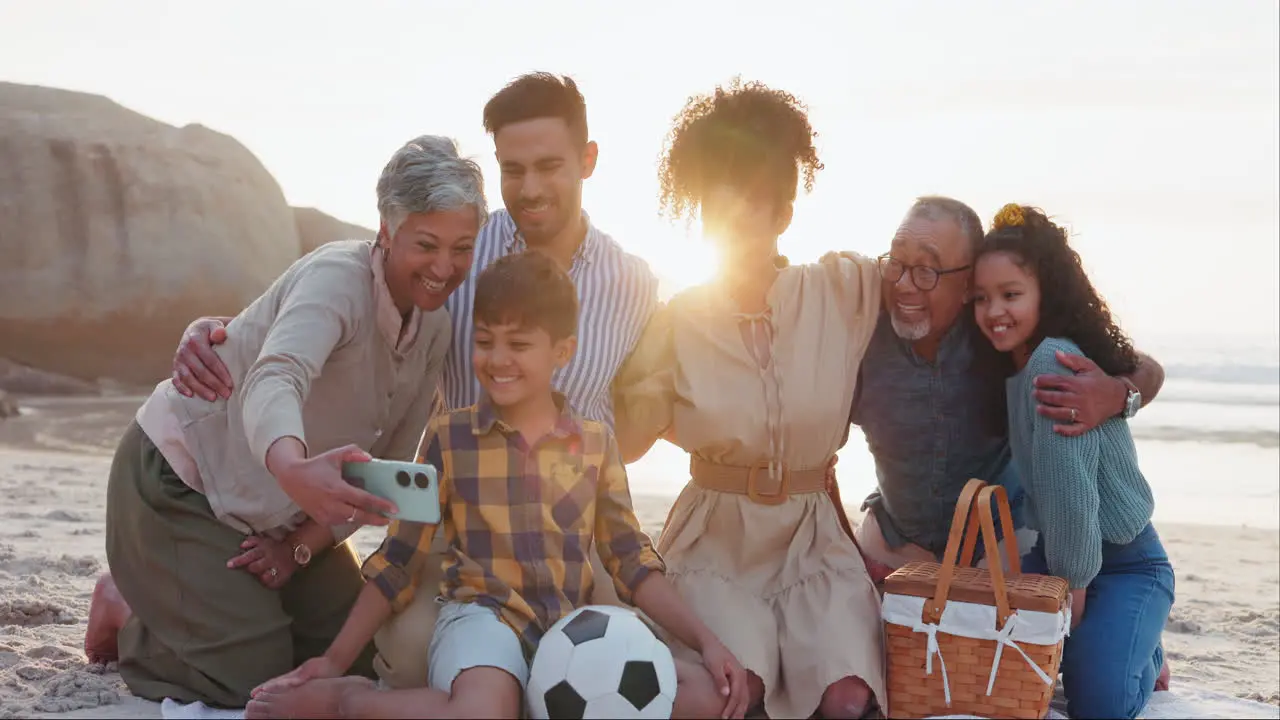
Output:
[{"xmin": 993, "ymin": 203, "xmax": 1026, "ymax": 230}]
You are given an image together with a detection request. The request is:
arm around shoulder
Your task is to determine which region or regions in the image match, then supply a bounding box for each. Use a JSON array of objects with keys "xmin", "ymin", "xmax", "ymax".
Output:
[
  {"xmin": 819, "ymin": 250, "xmax": 883, "ymax": 327},
  {"xmin": 1128, "ymin": 350, "xmax": 1165, "ymax": 408},
  {"xmin": 611, "ymin": 304, "xmax": 676, "ymax": 464}
]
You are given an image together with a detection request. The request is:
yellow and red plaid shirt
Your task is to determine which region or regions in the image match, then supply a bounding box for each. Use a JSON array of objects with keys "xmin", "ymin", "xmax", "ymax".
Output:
[{"xmin": 361, "ymin": 394, "xmax": 665, "ymax": 650}]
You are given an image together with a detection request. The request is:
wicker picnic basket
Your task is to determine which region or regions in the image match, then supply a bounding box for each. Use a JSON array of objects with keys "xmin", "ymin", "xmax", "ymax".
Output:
[{"xmin": 881, "ymin": 479, "xmax": 1070, "ymax": 719}]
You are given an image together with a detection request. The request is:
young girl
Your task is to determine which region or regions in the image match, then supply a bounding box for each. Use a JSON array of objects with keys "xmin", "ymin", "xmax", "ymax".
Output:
[
  {"xmin": 613, "ymin": 79, "xmax": 885, "ymax": 720},
  {"xmin": 971, "ymin": 203, "xmax": 1174, "ymax": 719}
]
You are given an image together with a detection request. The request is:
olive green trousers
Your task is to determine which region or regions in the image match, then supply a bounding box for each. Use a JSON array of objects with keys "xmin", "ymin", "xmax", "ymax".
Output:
[{"xmin": 105, "ymin": 421, "xmax": 374, "ymax": 707}]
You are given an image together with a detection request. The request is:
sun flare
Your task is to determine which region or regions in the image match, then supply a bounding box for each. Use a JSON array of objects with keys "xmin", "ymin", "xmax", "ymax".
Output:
[{"xmin": 644, "ymin": 219, "xmax": 721, "ymax": 299}]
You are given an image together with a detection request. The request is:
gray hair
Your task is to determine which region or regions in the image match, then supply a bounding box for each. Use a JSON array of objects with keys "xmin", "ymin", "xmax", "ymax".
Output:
[
  {"xmin": 903, "ymin": 195, "xmax": 984, "ymax": 260},
  {"xmin": 376, "ymin": 135, "xmax": 488, "ymax": 236}
]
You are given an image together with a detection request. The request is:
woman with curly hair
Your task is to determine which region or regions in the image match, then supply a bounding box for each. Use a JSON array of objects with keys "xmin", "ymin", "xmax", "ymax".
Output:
[
  {"xmin": 613, "ymin": 79, "xmax": 885, "ymax": 719},
  {"xmin": 972, "ymin": 204, "xmax": 1174, "ymax": 719}
]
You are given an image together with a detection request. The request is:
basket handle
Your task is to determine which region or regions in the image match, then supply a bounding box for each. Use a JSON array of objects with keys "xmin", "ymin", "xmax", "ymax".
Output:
[
  {"xmin": 957, "ymin": 493, "xmax": 982, "ymax": 568},
  {"xmin": 974, "ymin": 484, "xmax": 1016, "ymax": 628},
  {"xmin": 986, "ymin": 483, "xmax": 1022, "ymax": 579},
  {"xmin": 926, "ymin": 481, "xmax": 1022, "ymax": 628},
  {"xmin": 957, "ymin": 482, "xmax": 1022, "ymax": 574},
  {"xmin": 924, "ymin": 479, "xmax": 986, "ymax": 623}
]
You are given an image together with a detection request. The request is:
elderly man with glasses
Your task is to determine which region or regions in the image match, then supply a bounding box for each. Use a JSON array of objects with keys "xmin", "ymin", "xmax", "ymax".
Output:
[{"xmin": 845, "ymin": 195, "xmax": 1168, "ymax": 580}]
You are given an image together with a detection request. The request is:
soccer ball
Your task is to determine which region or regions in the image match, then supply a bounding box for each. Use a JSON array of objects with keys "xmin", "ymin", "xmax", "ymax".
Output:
[{"xmin": 527, "ymin": 605, "xmax": 677, "ymax": 719}]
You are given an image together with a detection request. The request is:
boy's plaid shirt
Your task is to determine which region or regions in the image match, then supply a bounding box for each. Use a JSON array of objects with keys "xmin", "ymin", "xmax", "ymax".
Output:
[{"xmin": 360, "ymin": 395, "xmax": 665, "ymax": 649}]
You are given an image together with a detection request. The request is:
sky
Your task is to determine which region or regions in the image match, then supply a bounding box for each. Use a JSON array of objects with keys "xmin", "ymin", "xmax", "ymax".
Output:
[{"xmin": 3, "ymin": 0, "xmax": 1277, "ymax": 346}]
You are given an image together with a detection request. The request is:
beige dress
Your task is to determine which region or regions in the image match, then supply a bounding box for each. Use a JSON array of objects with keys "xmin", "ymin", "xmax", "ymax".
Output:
[{"xmin": 614, "ymin": 251, "xmax": 886, "ymax": 719}]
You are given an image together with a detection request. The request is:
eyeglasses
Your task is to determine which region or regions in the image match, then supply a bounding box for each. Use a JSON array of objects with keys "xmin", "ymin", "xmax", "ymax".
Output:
[{"xmin": 876, "ymin": 254, "xmax": 971, "ymax": 292}]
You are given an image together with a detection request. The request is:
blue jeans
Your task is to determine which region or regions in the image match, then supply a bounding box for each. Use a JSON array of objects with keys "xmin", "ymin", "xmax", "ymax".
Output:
[{"xmin": 1022, "ymin": 523, "xmax": 1175, "ymax": 720}]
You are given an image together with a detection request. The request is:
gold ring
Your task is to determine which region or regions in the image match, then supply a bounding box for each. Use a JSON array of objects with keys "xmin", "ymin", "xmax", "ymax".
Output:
[{"xmin": 1070, "ymin": 408, "xmax": 1079, "ymax": 423}]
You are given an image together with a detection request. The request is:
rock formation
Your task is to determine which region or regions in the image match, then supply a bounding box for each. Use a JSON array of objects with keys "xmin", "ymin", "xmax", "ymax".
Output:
[
  {"xmin": 0, "ymin": 357, "xmax": 100, "ymax": 396},
  {"xmin": 294, "ymin": 206, "xmax": 375, "ymax": 256},
  {"xmin": 0, "ymin": 82, "xmax": 303, "ymax": 385}
]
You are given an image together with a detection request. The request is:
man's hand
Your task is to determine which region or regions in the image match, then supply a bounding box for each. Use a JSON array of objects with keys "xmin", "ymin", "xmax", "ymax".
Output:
[
  {"xmin": 227, "ymin": 535, "xmax": 296, "ymax": 590},
  {"xmin": 250, "ymin": 655, "xmax": 342, "ymax": 698},
  {"xmin": 268, "ymin": 441, "xmax": 398, "ymax": 527},
  {"xmin": 700, "ymin": 639, "xmax": 750, "ymax": 719},
  {"xmin": 173, "ymin": 317, "xmax": 235, "ymax": 401},
  {"xmin": 1033, "ymin": 350, "xmax": 1127, "ymax": 437}
]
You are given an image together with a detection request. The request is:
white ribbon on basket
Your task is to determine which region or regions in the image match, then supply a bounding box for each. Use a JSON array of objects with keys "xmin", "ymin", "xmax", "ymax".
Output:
[
  {"xmin": 910, "ymin": 618, "xmax": 953, "ymax": 706},
  {"xmin": 985, "ymin": 613, "xmax": 1055, "ymax": 695},
  {"xmin": 883, "ymin": 593, "xmax": 1069, "ymax": 708}
]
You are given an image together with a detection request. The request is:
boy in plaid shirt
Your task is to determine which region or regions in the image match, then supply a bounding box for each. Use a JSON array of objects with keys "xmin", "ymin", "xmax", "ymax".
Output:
[{"xmin": 247, "ymin": 251, "xmax": 749, "ymax": 719}]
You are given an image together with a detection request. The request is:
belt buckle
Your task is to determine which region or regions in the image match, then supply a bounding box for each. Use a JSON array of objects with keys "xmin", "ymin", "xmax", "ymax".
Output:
[{"xmin": 746, "ymin": 463, "xmax": 789, "ymax": 506}]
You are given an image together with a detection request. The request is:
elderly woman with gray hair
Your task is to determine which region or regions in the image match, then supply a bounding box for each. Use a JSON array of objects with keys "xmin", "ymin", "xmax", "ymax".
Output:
[{"xmin": 84, "ymin": 135, "xmax": 486, "ymax": 708}]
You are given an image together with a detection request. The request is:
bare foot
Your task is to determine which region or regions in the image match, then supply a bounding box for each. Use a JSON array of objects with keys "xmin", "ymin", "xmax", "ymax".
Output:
[
  {"xmin": 245, "ymin": 676, "xmax": 377, "ymax": 720},
  {"xmin": 1155, "ymin": 657, "xmax": 1171, "ymax": 692},
  {"xmin": 85, "ymin": 573, "xmax": 131, "ymax": 664}
]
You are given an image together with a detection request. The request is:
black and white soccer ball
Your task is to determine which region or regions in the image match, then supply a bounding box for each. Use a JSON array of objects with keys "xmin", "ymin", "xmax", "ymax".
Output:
[{"xmin": 527, "ymin": 605, "xmax": 677, "ymax": 719}]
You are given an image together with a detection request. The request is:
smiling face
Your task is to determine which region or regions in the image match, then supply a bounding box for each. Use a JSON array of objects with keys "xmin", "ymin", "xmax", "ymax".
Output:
[
  {"xmin": 380, "ymin": 208, "xmax": 478, "ymax": 314},
  {"xmin": 472, "ymin": 320, "xmax": 576, "ymax": 409},
  {"xmin": 883, "ymin": 216, "xmax": 974, "ymax": 344},
  {"xmin": 494, "ymin": 117, "xmax": 597, "ymax": 248},
  {"xmin": 973, "ymin": 250, "xmax": 1042, "ymax": 366}
]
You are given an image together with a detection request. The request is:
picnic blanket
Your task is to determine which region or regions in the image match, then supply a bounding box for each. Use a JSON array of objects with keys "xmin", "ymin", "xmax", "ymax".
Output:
[{"xmin": 158, "ymin": 685, "xmax": 1280, "ymax": 719}]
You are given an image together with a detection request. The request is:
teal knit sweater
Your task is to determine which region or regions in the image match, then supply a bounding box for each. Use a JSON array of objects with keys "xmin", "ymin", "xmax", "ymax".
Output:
[{"xmin": 1007, "ymin": 337, "xmax": 1155, "ymax": 589}]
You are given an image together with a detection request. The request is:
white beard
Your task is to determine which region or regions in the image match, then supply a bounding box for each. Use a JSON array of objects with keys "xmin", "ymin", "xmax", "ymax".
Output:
[{"xmin": 890, "ymin": 312, "xmax": 931, "ymax": 341}]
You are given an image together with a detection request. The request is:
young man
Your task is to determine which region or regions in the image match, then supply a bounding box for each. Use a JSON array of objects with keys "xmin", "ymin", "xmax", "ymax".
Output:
[
  {"xmin": 244, "ymin": 252, "xmax": 748, "ymax": 720},
  {"xmin": 165, "ymin": 73, "xmax": 661, "ymax": 685}
]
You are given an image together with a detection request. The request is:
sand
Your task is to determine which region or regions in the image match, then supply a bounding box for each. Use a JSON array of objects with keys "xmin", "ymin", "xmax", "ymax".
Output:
[{"xmin": 0, "ymin": 395, "xmax": 1276, "ymax": 719}]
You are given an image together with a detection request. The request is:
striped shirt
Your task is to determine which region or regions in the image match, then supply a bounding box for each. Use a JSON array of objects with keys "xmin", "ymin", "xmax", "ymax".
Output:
[
  {"xmin": 361, "ymin": 395, "xmax": 664, "ymax": 651},
  {"xmin": 441, "ymin": 210, "xmax": 659, "ymax": 428}
]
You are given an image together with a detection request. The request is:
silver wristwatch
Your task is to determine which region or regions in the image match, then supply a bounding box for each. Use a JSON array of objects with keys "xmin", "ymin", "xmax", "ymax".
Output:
[{"xmin": 1120, "ymin": 378, "xmax": 1142, "ymax": 419}]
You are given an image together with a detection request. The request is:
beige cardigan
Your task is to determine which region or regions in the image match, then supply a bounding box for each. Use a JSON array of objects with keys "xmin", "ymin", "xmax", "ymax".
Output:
[{"xmin": 136, "ymin": 240, "xmax": 449, "ymax": 536}]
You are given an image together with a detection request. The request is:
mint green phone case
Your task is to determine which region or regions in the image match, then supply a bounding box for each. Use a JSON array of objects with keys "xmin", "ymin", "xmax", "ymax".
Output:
[{"xmin": 341, "ymin": 459, "xmax": 441, "ymax": 525}]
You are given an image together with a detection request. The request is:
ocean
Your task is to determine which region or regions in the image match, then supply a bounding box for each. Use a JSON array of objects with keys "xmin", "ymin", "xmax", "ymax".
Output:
[{"xmin": 625, "ymin": 333, "xmax": 1280, "ymax": 530}]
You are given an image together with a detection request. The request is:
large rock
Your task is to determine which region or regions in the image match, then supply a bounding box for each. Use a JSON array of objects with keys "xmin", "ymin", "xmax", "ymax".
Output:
[
  {"xmin": 0, "ymin": 357, "xmax": 100, "ymax": 395},
  {"xmin": 0, "ymin": 82, "xmax": 301, "ymax": 384},
  {"xmin": 293, "ymin": 206, "xmax": 375, "ymax": 257}
]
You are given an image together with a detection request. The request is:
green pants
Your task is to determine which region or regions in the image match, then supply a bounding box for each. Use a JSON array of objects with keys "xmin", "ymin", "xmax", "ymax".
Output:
[{"xmin": 104, "ymin": 421, "xmax": 375, "ymax": 708}]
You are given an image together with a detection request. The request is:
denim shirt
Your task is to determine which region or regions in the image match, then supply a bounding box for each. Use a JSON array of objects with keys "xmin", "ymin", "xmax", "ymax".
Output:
[{"xmin": 851, "ymin": 311, "xmax": 1016, "ymax": 556}]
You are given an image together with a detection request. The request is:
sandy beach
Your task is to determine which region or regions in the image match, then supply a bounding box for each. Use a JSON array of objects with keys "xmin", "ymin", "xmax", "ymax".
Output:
[{"xmin": 0, "ymin": 395, "xmax": 1276, "ymax": 719}]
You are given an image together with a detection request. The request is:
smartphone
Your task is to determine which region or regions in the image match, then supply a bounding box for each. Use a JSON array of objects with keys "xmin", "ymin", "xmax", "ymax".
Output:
[{"xmin": 341, "ymin": 459, "xmax": 442, "ymax": 525}]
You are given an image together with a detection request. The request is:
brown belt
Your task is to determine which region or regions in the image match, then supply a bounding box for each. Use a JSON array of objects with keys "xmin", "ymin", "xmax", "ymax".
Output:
[{"xmin": 690, "ymin": 456, "xmax": 830, "ymax": 506}]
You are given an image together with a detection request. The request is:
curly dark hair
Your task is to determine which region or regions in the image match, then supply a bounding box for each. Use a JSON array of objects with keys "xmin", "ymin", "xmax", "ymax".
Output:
[
  {"xmin": 658, "ymin": 77, "xmax": 823, "ymax": 222},
  {"xmin": 979, "ymin": 206, "xmax": 1139, "ymax": 376}
]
